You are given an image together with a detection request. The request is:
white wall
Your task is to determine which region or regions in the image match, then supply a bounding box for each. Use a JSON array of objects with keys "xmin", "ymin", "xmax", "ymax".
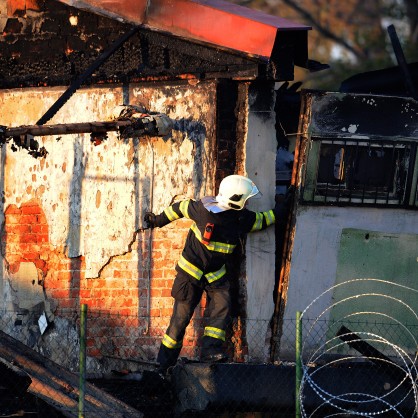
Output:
[
  {"xmin": 280, "ymin": 205, "xmax": 418, "ymax": 358},
  {"xmin": 244, "ymin": 88, "xmax": 277, "ymax": 361}
]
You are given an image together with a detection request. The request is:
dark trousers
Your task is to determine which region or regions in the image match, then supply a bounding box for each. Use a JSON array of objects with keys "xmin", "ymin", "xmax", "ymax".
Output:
[{"xmin": 157, "ymin": 273, "xmax": 231, "ymax": 370}]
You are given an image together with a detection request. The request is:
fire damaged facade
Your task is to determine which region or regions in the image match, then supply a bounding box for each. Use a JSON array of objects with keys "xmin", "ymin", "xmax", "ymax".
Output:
[
  {"xmin": 0, "ymin": 0, "xmax": 310, "ymax": 375},
  {"xmin": 1, "ymin": 1, "xmax": 418, "ymax": 416},
  {"xmin": 279, "ymin": 91, "xmax": 418, "ymax": 361}
]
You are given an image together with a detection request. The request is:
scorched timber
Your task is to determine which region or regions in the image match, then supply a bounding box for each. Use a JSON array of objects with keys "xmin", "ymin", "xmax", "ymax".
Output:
[{"xmin": 0, "ymin": 114, "xmax": 172, "ymax": 138}]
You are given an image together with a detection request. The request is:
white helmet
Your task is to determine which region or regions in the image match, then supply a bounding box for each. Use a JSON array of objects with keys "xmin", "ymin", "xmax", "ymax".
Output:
[{"xmin": 216, "ymin": 175, "xmax": 260, "ymax": 210}]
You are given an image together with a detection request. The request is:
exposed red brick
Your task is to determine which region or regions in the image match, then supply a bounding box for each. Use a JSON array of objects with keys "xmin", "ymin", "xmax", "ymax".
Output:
[
  {"xmin": 117, "ymin": 308, "xmax": 136, "ymax": 316},
  {"xmin": 150, "ymin": 288, "xmax": 161, "ymax": 297},
  {"xmin": 33, "ymin": 259, "xmax": 46, "ymax": 271},
  {"xmin": 149, "ymin": 308, "xmax": 161, "ymax": 317},
  {"xmin": 36, "ymin": 234, "xmax": 49, "ymax": 243},
  {"xmin": 5, "ymin": 214, "xmax": 20, "ymax": 224},
  {"xmin": 31, "ymin": 224, "xmax": 48, "ymax": 233},
  {"xmin": 21, "ymin": 204, "xmax": 42, "ymax": 215},
  {"xmin": 150, "ymin": 278, "xmax": 171, "ymax": 288},
  {"xmin": 20, "ymin": 215, "xmax": 38, "ymax": 224},
  {"xmin": 4, "ymin": 206, "xmax": 21, "ymax": 215},
  {"xmin": 19, "ymin": 243, "xmax": 40, "ymax": 253},
  {"xmin": 50, "ymin": 289, "xmax": 70, "ymax": 299},
  {"xmin": 161, "ymin": 307, "xmax": 173, "ymax": 317},
  {"xmin": 8, "ymin": 262, "xmax": 20, "ymax": 274},
  {"xmin": 150, "ymin": 269, "xmax": 166, "ymax": 279},
  {"xmin": 152, "ymin": 258, "xmax": 173, "ymax": 269},
  {"xmin": 2, "ymin": 199, "xmax": 207, "ymax": 357},
  {"xmin": 55, "ymin": 298, "xmax": 75, "ymax": 309},
  {"xmin": 55, "ymin": 271, "xmax": 73, "ymax": 282},
  {"xmin": 161, "ymin": 288, "xmax": 172, "ymax": 297},
  {"xmin": 5, "ymin": 224, "xmax": 31, "ymax": 234},
  {"xmin": 21, "ymin": 234, "xmax": 37, "ymax": 244},
  {"xmin": 22, "ymin": 251, "xmax": 39, "ymax": 260},
  {"xmin": 4, "ymin": 234, "xmax": 20, "ymax": 247},
  {"xmin": 151, "ymin": 240, "xmax": 171, "ymax": 250},
  {"xmin": 118, "ymin": 298, "xmax": 135, "ymax": 308}
]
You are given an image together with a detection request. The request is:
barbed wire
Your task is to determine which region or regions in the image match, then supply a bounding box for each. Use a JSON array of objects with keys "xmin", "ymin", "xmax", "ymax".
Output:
[
  {"xmin": 0, "ymin": 278, "xmax": 417, "ymax": 416},
  {"xmin": 299, "ymin": 278, "xmax": 418, "ymax": 417}
]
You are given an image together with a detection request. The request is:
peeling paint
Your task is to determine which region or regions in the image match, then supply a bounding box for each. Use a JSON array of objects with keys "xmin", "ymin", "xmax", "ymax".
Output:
[
  {"xmin": 95, "ymin": 189, "xmax": 101, "ymax": 208},
  {"xmin": 0, "ymin": 82, "xmax": 217, "ymax": 278}
]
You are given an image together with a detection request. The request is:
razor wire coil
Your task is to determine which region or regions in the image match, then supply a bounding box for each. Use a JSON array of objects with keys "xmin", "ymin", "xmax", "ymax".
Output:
[{"xmin": 299, "ymin": 278, "xmax": 418, "ymax": 417}]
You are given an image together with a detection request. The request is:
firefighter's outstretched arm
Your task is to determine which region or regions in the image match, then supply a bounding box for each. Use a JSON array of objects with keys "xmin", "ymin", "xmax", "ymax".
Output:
[{"xmin": 144, "ymin": 199, "xmax": 192, "ymax": 229}]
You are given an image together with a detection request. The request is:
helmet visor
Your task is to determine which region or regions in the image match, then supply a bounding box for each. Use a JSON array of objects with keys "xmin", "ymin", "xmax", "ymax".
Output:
[{"xmin": 248, "ymin": 183, "xmax": 262, "ymax": 199}]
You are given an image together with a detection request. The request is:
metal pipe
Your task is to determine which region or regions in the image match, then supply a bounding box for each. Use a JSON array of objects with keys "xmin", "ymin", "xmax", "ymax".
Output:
[
  {"xmin": 78, "ymin": 304, "xmax": 88, "ymax": 418},
  {"xmin": 145, "ymin": 141, "xmax": 155, "ymax": 335},
  {"xmin": 295, "ymin": 310, "xmax": 302, "ymax": 418}
]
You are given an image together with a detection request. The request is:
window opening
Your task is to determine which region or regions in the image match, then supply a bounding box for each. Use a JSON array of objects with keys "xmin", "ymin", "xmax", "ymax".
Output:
[{"xmin": 302, "ymin": 137, "xmax": 417, "ymax": 207}]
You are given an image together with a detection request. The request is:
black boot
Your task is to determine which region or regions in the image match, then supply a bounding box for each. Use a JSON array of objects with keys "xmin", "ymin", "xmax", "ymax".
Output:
[
  {"xmin": 201, "ymin": 351, "xmax": 228, "ymax": 363},
  {"xmin": 157, "ymin": 344, "xmax": 181, "ymax": 375},
  {"xmin": 200, "ymin": 337, "xmax": 228, "ymax": 363}
]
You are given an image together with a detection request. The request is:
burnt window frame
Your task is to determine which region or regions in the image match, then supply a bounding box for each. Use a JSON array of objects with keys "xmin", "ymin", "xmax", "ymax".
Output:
[{"xmin": 301, "ymin": 136, "xmax": 418, "ymax": 208}]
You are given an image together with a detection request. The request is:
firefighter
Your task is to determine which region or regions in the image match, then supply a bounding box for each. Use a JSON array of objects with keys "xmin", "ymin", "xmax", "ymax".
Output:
[{"xmin": 144, "ymin": 174, "xmax": 291, "ymax": 376}]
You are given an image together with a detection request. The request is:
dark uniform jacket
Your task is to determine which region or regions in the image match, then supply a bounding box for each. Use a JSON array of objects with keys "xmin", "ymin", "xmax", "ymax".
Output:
[{"xmin": 153, "ymin": 198, "xmax": 276, "ymax": 286}]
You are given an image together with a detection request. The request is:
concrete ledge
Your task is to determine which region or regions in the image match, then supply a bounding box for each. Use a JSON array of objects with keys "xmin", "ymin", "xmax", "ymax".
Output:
[
  {"xmin": 172, "ymin": 362, "xmax": 295, "ymax": 415},
  {"xmin": 172, "ymin": 361, "xmax": 416, "ymax": 416}
]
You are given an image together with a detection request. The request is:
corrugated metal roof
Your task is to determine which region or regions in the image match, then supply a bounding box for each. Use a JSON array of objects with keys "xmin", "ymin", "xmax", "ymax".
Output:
[{"xmin": 58, "ymin": 0, "xmax": 310, "ymax": 62}]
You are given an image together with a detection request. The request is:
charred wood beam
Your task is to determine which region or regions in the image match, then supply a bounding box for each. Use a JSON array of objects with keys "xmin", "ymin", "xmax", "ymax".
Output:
[
  {"xmin": 336, "ymin": 325, "xmax": 410, "ymax": 380},
  {"xmin": 36, "ymin": 25, "xmax": 141, "ymax": 126},
  {"xmin": 387, "ymin": 24, "xmax": 418, "ymax": 100},
  {"xmin": 0, "ymin": 330, "xmax": 142, "ymax": 417},
  {"xmin": 336, "ymin": 325, "xmax": 392, "ymax": 365},
  {"xmin": 1, "ymin": 115, "xmax": 172, "ymax": 138},
  {"xmin": 0, "ymin": 113, "xmax": 172, "ymax": 158}
]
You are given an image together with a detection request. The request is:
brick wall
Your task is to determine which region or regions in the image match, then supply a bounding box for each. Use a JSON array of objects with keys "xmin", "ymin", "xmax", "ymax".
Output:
[
  {"xmin": 4, "ymin": 200, "xmax": 50, "ymax": 276},
  {"xmin": 2, "ymin": 198, "xmax": 212, "ymax": 360}
]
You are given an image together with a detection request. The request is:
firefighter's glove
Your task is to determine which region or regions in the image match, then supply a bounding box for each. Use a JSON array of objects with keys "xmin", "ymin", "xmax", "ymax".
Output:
[{"xmin": 144, "ymin": 212, "xmax": 156, "ymax": 229}]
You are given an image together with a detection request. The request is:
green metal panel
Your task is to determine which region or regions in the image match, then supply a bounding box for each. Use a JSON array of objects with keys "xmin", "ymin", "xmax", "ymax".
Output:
[{"xmin": 329, "ymin": 228, "xmax": 418, "ymax": 352}]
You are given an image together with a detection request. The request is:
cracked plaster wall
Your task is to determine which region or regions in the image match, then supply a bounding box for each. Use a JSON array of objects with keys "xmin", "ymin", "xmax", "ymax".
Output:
[
  {"xmin": 1, "ymin": 82, "xmax": 215, "ymax": 265},
  {"xmin": 0, "ymin": 80, "xmax": 216, "ymax": 311},
  {"xmin": 0, "ymin": 78, "xmax": 280, "ymax": 366}
]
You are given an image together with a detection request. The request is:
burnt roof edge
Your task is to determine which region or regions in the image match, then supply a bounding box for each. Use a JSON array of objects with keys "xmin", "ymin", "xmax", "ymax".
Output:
[{"xmin": 57, "ymin": 0, "xmax": 310, "ymax": 66}]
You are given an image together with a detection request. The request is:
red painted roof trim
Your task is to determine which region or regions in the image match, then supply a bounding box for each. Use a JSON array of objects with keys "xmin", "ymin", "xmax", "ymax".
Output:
[{"xmin": 58, "ymin": 0, "xmax": 310, "ymax": 61}]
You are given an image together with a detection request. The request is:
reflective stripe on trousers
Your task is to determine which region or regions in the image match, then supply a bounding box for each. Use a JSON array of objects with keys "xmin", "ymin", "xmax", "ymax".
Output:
[
  {"xmin": 177, "ymin": 255, "xmax": 226, "ymax": 283},
  {"xmin": 157, "ymin": 278, "xmax": 231, "ymax": 369},
  {"xmin": 204, "ymin": 326, "xmax": 226, "ymax": 341}
]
